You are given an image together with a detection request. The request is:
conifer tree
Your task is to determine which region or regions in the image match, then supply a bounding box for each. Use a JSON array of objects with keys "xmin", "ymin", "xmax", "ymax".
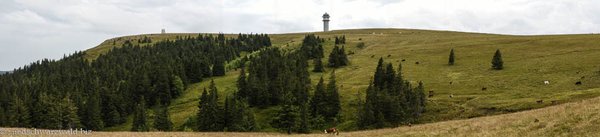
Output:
[
  {"xmin": 8, "ymin": 94, "xmax": 30, "ymax": 127},
  {"xmin": 272, "ymin": 92, "xmax": 299, "ymax": 134},
  {"xmin": 310, "ymin": 77, "xmax": 327, "ymax": 117},
  {"xmin": 326, "ymin": 71, "xmax": 341, "ymax": 122},
  {"xmin": 197, "ymin": 80, "xmax": 223, "ymax": 131},
  {"xmin": 313, "ymin": 57, "xmax": 324, "ymax": 72},
  {"xmin": 83, "ymin": 90, "xmax": 104, "ymax": 130},
  {"xmin": 131, "ymin": 97, "xmax": 149, "ymax": 132},
  {"xmin": 171, "ymin": 75, "xmax": 184, "ymax": 98},
  {"xmin": 448, "ymin": 48, "xmax": 455, "ymax": 65},
  {"xmin": 60, "ymin": 94, "xmax": 81, "ymax": 129},
  {"xmin": 153, "ymin": 105, "xmax": 173, "ymax": 131},
  {"xmin": 297, "ymin": 103, "xmax": 311, "ymax": 133},
  {"xmin": 212, "ymin": 57, "xmax": 226, "ymax": 76},
  {"xmin": 492, "ymin": 49, "xmax": 503, "ymax": 70},
  {"xmin": 328, "ymin": 45, "xmax": 341, "ymax": 67},
  {"xmin": 236, "ymin": 67, "xmax": 248, "ymax": 99}
]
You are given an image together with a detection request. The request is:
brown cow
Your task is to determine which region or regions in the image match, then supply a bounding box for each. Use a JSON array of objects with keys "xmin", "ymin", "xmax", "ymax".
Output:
[{"xmin": 324, "ymin": 127, "xmax": 339, "ymax": 135}]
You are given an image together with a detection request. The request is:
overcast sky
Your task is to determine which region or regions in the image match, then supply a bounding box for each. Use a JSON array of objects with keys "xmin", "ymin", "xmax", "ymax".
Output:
[{"xmin": 1, "ymin": 0, "xmax": 600, "ymax": 70}]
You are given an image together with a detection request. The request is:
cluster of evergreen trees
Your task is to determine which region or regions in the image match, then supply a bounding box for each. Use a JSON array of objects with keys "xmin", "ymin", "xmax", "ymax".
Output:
[
  {"xmin": 0, "ymin": 33, "xmax": 271, "ymax": 131},
  {"xmin": 195, "ymin": 80, "xmax": 256, "ymax": 132},
  {"xmin": 234, "ymin": 44, "xmax": 341, "ymax": 133},
  {"xmin": 357, "ymin": 58, "xmax": 426, "ymax": 129},
  {"xmin": 334, "ymin": 35, "xmax": 346, "ymax": 45},
  {"xmin": 327, "ymin": 45, "xmax": 349, "ymax": 68}
]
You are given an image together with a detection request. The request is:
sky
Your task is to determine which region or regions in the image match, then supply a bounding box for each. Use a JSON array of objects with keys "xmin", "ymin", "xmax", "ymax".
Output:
[{"xmin": 1, "ymin": 0, "xmax": 600, "ymax": 70}]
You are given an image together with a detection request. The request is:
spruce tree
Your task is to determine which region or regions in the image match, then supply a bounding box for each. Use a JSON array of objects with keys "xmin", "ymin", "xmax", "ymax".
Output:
[
  {"xmin": 197, "ymin": 80, "xmax": 223, "ymax": 131},
  {"xmin": 310, "ymin": 77, "xmax": 327, "ymax": 117},
  {"xmin": 236, "ymin": 67, "xmax": 248, "ymax": 99},
  {"xmin": 8, "ymin": 94, "xmax": 30, "ymax": 127},
  {"xmin": 83, "ymin": 90, "xmax": 104, "ymax": 130},
  {"xmin": 297, "ymin": 103, "xmax": 310, "ymax": 133},
  {"xmin": 338, "ymin": 45, "xmax": 349, "ymax": 66},
  {"xmin": 272, "ymin": 92, "xmax": 299, "ymax": 134},
  {"xmin": 212, "ymin": 57, "xmax": 226, "ymax": 76},
  {"xmin": 328, "ymin": 45, "xmax": 340, "ymax": 67},
  {"xmin": 448, "ymin": 48, "xmax": 455, "ymax": 65},
  {"xmin": 60, "ymin": 94, "xmax": 81, "ymax": 129},
  {"xmin": 313, "ymin": 57, "xmax": 324, "ymax": 72},
  {"xmin": 326, "ymin": 71, "xmax": 341, "ymax": 122},
  {"xmin": 492, "ymin": 49, "xmax": 503, "ymax": 70},
  {"xmin": 153, "ymin": 105, "xmax": 173, "ymax": 131},
  {"xmin": 171, "ymin": 75, "xmax": 184, "ymax": 98},
  {"xmin": 131, "ymin": 97, "xmax": 149, "ymax": 132}
]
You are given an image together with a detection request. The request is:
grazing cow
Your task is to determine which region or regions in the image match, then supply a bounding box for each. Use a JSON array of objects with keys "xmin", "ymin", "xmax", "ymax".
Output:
[
  {"xmin": 387, "ymin": 54, "xmax": 392, "ymax": 57},
  {"xmin": 428, "ymin": 90, "xmax": 434, "ymax": 98},
  {"xmin": 481, "ymin": 87, "xmax": 487, "ymax": 91},
  {"xmin": 536, "ymin": 100, "xmax": 543, "ymax": 104},
  {"xmin": 371, "ymin": 55, "xmax": 375, "ymax": 58},
  {"xmin": 324, "ymin": 127, "xmax": 339, "ymax": 135},
  {"xmin": 534, "ymin": 118, "xmax": 539, "ymax": 123},
  {"xmin": 575, "ymin": 81, "xmax": 582, "ymax": 85},
  {"xmin": 415, "ymin": 62, "xmax": 420, "ymax": 64},
  {"xmin": 543, "ymin": 81, "xmax": 550, "ymax": 85},
  {"xmin": 402, "ymin": 59, "xmax": 406, "ymax": 62},
  {"xmin": 449, "ymin": 81, "xmax": 453, "ymax": 85},
  {"xmin": 449, "ymin": 94, "xmax": 454, "ymax": 98}
]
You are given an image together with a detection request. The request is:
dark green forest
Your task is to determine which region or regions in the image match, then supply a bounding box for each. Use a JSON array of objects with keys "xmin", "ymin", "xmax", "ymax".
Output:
[{"xmin": 0, "ymin": 33, "xmax": 271, "ymax": 130}]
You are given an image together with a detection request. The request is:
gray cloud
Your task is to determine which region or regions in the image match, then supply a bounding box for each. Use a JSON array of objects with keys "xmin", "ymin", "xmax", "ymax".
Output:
[{"xmin": 1, "ymin": 0, "xmax": 600, "ymax": 70}]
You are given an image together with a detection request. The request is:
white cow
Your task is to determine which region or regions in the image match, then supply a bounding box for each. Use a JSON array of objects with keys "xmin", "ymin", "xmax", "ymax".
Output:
[{"xmin": 544, "ymin": 81, "xmax": 550, "ymax": 85}]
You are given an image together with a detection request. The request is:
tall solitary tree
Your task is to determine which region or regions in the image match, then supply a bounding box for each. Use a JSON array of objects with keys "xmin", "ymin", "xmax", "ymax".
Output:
[
  {"xmin": 448, "ymin": 49, "xmax": 455, "ymax": 65},
  {"xmin": 491, "ymin": 49, "xmax": 503, "ymax": 70}
]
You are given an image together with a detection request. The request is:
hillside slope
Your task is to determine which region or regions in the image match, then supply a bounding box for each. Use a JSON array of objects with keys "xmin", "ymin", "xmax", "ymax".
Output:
[
  {"xmin": 6, "ymin": 91, "xmax": 600, "ymax": 136},
  {"xmin": 90, "ymin": 29, "xmax": 600, "ymax": 131}
]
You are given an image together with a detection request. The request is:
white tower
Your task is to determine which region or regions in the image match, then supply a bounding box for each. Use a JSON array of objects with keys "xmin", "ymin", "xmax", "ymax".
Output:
[{"xmin": 322, "ymin": 13, "xmax": 330, "ymax": 32}]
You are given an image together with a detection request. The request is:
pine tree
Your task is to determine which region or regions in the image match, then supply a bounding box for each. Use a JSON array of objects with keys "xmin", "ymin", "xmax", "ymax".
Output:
[
  {"xmin": 296, "ymin": 103, "xmax": 310, "ymax": 133},
  {"xmin": 313, "ymin": 57, "xmax": 324, "ymax": 72},
  {"xmin": 236, "ymin": 67, "xmax": 248, "ymax": 99},
  {"xmin": 212, "ymin": 57, "xmax": 226, "ymax": 76},
  {"xmin": 448, "ymin": 48, "xmax": 455, "ymax": 65},
  {"xmin": 153, "ymin": 105, "xmax": 173, "ymax": 131},
  {"xmin": 338, "ymin": 46, "xmax": 349, "ymax": 66},
  {"xmin": 492, "ymin": 49, "xmax": 503, "ymax": 70},
  {"xmin": 197, "ymin": 80, "xmax": 223, "ymax": 131},
  {"xmin": 326, "ymin": 71, "xmax": 341, "ymax": 122},
  {"xmin": 373, "ymin": 58, "xmax": 385, "ymax": 89},
  {"xmin": 131, "ymin": 97, "xmax": 149, "ymax": 132},
  {"xmin": 60, "ymin": 94, "xmax": 81, "ymax": 129},
  {"xmin": 328, "ymin": 46, "xmax": 340, "ymax": 67},
  {"xmin": 272, "ymin": 92, "xmax": 299, "ymax": 134},
  {"xmin": 83, "ymin": 90, "xmax": 104, "ymax": 130},
  {"xmin": 8, "ymin": 94, "xmax": 30, "ymax": 127},
  {"xmin": 310, "ymin": 77, "xmax": 327, "ymax": 117},
  {"xmin": 171, "ymin": 75, "xmax": 184, "ymax": 98},
  {"xmin": 34, "ymin": 92, "xmax": 61, "ymax": 129}
]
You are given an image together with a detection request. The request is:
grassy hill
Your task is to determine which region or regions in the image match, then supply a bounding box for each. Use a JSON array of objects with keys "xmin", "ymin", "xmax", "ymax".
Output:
[
  {"xmin": 6, "ymin": 93, "xmax": 600, "ymax": 136},
  {"xmin": 87, "ymin": 28, "xmax": 600, "ymax": 131}
]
